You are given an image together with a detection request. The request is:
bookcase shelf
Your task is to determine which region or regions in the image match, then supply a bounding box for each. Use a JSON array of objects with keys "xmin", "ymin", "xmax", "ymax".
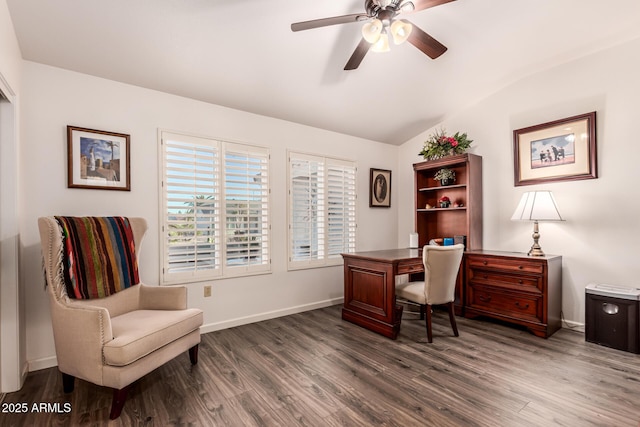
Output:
[
  {"xmin": 418, "ymin": 183, "xmax": 467, "ymax": 192},
  {"xmin": 417, "ymin": 207, "xmax": 467, "ymax": 212}
]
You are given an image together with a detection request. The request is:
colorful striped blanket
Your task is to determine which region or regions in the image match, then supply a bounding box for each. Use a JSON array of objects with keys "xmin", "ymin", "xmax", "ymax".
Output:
[{"xmin": 56, "ymin": 216, "xmax": 140, "ymax": 299}]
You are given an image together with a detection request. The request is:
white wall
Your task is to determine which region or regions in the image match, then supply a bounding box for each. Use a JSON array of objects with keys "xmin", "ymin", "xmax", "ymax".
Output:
[
  {"xmin": 398, "ymin": 37, "xmax": 640, "ymax": 326},
  {"xmin": 0, "ymin": 0, "xmax": 21, "ymax": 89},
  {"xmin": 19, "ymin": 61, "xmax": 399, "ymax": 370}
]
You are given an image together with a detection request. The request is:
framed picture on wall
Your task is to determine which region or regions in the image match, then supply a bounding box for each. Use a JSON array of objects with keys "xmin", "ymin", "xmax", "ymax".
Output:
[
  {"xmin": 67, "ymin": 126, "xmax": 131, "ymax": 191},
  {"xmin": 369, "ymin": 168, "xmax": 391, "ymax": 207},
  {"xmin": 513, "ymin": 111, "xmax": 597, "ymax": 186}
]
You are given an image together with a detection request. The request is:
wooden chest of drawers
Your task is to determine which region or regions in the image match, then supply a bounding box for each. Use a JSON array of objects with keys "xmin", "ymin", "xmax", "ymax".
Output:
[{"xmin": 464, "ymin": 250, "xmax": 562, "ymax": 338}]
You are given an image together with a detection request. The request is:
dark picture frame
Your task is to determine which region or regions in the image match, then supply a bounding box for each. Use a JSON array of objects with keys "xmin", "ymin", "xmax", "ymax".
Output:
[
  {"xmin": 67, "ymin": 126, "xmax": 131, "ymax": 191},
  {"xmin": 513, "ymin": 112, "xmax": 597, "ymax": 186},
  {"xmin": 369, "ymin": 168, "xmax": 391, "ymax": 207}
]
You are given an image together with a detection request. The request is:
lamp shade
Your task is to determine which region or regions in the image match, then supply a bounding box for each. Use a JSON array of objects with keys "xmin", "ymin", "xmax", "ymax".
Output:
[
  {"xmin": 362, "ymin": 19, "xmax": 383, "ymax": 43},
  {"xmin": 511, "ymin": 191, "xmax": 563, "ymax": 221},
  {"xmin": 390, "ymin": 20, "xmax": 412, "ymax": 45},
  {"xmin": 400, "ymin": 1, "xmax": 416, "ymax": 12},
  {"xmin": 371, "ymin": 30, "xmax": 390, "ymax": 53}
]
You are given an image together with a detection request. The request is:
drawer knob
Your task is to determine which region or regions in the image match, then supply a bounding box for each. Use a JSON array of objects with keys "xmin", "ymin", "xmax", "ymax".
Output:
[
  {"xmin": 515, "ymin": 301, "xmax": 530, "ymax": 309},
  {"xmin": 518, "ymin": 280, "xmax": 523, "ymax": 284},
  {"xmin": 479, "ymin": 295, "xmax": 492, "ymax": 303},
  {"xmin": 483, "ymin": 275, "xmax": 488, "ymax": 279},
  {"xmin": 518, "ymin": 265, "xmax": 524, "ymax": 270},
  {"xmin": 483, "ymin": 261, "xmax": 488, "ymax": 265}
]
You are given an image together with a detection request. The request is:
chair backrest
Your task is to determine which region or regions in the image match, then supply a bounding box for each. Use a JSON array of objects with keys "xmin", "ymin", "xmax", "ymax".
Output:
[
  {"xmin": 423, "ymin": 244, "xmax": 465, "ymax": 305},
  {"xmin": 38, "ymin": 216, "xmax": 148, "ymax": 302}
]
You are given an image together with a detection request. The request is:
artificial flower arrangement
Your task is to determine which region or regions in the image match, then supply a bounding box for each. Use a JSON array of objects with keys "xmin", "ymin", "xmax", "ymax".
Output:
[
  {"xmin": 419, "ymin": 128, "xmax": 473, "ymax": 160},
  {"xmin": 433, "ymin": 168, "xmax": 455, "ymax": 183}
]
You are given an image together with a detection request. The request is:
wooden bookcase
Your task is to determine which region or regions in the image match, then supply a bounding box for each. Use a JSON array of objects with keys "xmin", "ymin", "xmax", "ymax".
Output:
[
  {"xmin": 413, "ymin": 153, "xmax": 483, "ymax": 313},
  {"xmin": 414, "ymin": 153, "xmax": 483, "ymax": 248}
]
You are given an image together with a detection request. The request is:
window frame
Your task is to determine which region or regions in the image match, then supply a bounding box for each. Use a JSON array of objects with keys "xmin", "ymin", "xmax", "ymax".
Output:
[
  {"xmin": 159, "ymin": 130, "xmax": 271, "ymax": 285},
  {"xmin": 287, "ymin": 150, "xmax": 357, "ymax": 271}
]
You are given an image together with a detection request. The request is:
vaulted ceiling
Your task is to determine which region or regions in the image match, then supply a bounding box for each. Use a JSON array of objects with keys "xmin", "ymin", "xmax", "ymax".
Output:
[{"xmin": 7, "ymin": 0, "xmax": 640, "ymax": 144}]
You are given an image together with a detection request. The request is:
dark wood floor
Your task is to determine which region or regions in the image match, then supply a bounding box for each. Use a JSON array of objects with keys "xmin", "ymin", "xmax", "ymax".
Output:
[{"xmin": 2, "ymin": 304, "xmax": 640, "ymax": 426}]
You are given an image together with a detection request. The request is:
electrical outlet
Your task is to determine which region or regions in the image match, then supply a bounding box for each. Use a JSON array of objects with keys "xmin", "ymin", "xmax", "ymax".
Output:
[{"xmin": 204, "ymin": 285, "xmax": 212, "ymax": 297}]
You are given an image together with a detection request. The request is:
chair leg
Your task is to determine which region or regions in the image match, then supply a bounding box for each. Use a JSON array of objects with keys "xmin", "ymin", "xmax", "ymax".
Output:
[
  {"xmin": 447, "ymin": 302, "xmax": 459, "ymax": 337},
  {"xmin": 419, "ymin": 304, "xmax": 426, "ymax": 320},
  {"xmin": 425, "ymin": 304, "xmax": 433, "ymax": 343},
  {"xmin": 61, "ymin": 372, "xmax": 75, "ymax": 393},
  {"xmin": 189, "ymin": 344, "xmax": 199, "ymax": 365},
  {"xmin": 109, "ymin": 385, "xmax": 131, "ymax": 420}
]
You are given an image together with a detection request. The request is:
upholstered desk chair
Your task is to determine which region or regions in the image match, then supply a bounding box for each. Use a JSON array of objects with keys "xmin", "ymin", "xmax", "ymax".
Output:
[
  {"xmin": 38, "ymin": 216, "xmax": 203, "ymax": 419},
  {"xmin": 395, "ymin": 244, "xmax": 465, "ymax": 343}
]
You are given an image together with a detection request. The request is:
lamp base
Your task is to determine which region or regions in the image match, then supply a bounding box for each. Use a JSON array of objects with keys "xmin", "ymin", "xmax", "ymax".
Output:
[
  {"xmin": 528, "ymin": 220, "xmax": 546, "ymax": 257},
  {"xmin": 528, "ymin": 245, "xmax": 545, "ymax": 257}
]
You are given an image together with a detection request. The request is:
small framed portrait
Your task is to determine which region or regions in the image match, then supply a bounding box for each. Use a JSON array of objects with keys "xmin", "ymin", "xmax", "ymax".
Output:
[
  {"xmin": 513, "ymin": 112, "xmax": 597, "ymax": 186},
  {"xmin": 370, "ymin": 168, "xmax": 391, "ymax": 208},
  {"xmin": 67, "ymin": 126, "xmax": 131, "ymax": 191}
]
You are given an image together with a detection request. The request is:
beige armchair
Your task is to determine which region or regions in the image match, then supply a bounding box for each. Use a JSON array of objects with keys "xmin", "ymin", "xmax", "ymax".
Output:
[
  {"xmin": 38, "ymin": 217, "xmax": 203, "ymax": 419},
  {"xmin": 395, "ymin": 244, "xmax": 465, "ymax": 342}
]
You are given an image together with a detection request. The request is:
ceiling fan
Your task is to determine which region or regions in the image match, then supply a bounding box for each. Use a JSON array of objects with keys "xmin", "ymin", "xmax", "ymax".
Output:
[{"xmin": 291, "ymin": 0, "xmax": 456, "ymax": 70}]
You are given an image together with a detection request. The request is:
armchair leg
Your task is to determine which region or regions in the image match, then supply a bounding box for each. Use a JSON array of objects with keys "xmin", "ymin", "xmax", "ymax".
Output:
[
  {"xmin": 447, "ymin": 302, "xmax": 459, "ymax": 337},
  {"xmin": 61, "ymin": 372, "xmax": 75, "ymax": 393},
  {"xmin": 425, "ymin": 304, "xmax": 433, "ymax": 343},
  {"xmin": 419, "ymin": 304, "xmax": 426, "ymax": 320},
  {"xmin": 109, "ymin": 385, "xmax": 131, "ymax": 420},
  {"xmin": 189, "ymin": 344, "xmax": 199, "ymax": 365}
]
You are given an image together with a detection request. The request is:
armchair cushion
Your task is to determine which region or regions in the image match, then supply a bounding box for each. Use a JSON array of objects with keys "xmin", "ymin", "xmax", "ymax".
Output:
[
  {"xmin": 104, "ymin": 308, "xmax": 203, "ymax": 366},
  {"xmin": 56, "ymin": 216, "xmax": 140, "ymax": 299}
]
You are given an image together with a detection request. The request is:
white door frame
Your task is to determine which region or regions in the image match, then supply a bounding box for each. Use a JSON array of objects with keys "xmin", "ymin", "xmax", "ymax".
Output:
[{"xmin": 0, "ymin": 71, "xmax": 24, "ymax": 392}]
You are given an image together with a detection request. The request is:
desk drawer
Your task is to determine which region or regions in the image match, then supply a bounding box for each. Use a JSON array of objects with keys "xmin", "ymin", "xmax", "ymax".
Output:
[
  {"xmin": 467, "ymin": 284, "xmax": 541, "ymax": 321},
  {"xmin": 467, "ymin": 255, "xmax": 544, "ymax": 275},
  {"xmin": 468, "ymin": 269, "xmax": 542, "ymax": 292},
  {"xmin": 397, "ymin": 259, "xmax": 423, "ymax": 275}
]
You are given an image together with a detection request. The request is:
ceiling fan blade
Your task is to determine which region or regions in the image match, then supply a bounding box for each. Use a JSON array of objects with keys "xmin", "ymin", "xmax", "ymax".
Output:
[
  {"xmin": 407, "ymin": 0, "xmax": 456, "ymax": 13},
  {"xmin": 406, "ymin": 21, "xmax": 447, "ymax": 59},
  {"xmin": 291, "ymin": 14, "xmax": 369, "ymax": 32},
  {"xmin": 344, "ymin": 38, "xmax": 371, "ymax": 70}
]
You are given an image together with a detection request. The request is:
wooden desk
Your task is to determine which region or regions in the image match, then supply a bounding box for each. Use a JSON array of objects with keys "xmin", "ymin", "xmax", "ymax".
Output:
[{"xmin": 341, "ymin": 249, "xmax": 423, "ymax": 339}]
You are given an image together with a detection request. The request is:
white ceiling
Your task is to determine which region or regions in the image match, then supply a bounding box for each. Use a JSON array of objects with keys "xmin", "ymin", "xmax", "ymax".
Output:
[{"xmin": 7, "ymin": 0, "xmax": 640, "ymax": 145}]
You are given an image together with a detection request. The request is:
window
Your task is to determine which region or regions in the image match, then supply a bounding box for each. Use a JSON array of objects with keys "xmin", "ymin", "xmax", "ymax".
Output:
[
  {"xmin": 160, "ymin": 131, "xmax": 270, "ymax": 284},
  {"xmin": 288, "ymin": 152, "xmax": 356, "ymax": 269}
]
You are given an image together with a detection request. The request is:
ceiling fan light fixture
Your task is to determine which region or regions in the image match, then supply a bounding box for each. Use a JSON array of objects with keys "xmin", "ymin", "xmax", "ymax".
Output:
[
  {"xmin": 371, "ymin": 29, "xmax": 390, "ymax": 53},
  {"xmin": 362, "ymin": 19, "xmax": 383, "ymax": 43},
  {"xmin": 291, "ymin": 0, "xmax": 452, "ymax": 70},
  {"xmin": 390, "ymin": 20, "xmax": 412, "ymax": 45}
]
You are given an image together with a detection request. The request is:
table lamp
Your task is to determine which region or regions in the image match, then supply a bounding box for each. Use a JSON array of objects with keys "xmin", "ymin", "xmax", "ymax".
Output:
[{"xmin": 511, "ymin": 191, "xmax": 563, "ymax": 257}]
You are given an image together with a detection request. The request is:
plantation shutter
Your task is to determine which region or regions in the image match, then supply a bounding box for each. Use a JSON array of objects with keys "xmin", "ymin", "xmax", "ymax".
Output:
[
  {"xmin": 288, "ymin": 152, "xmax": 356, "ymax": 269},
  {"xmin": 160, "ymin": 131, "xmax": 272, "ymax": 284},
  {"xmin": 162, "ymin": 133, "xmax": 221, "ymax": 282},
  {"xmin": 224, "ymin": 143, "xmax": 270, "ymax": 273},
  {"xmin": 289, "ymin": 154, "xmax": 325, "ymax": 265},
  {"xmin": 326, "ymin": 161, "xmax": 357, "ymax": 258}
]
